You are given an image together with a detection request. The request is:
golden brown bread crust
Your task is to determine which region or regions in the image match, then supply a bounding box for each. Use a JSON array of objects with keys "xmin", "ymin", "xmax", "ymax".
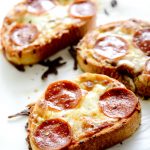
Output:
[
  {"xmin": 3, "ymin": 20, "xmax": 94, "ymax": 65},
  {"xmin": 29, "ymin": 109, "xmax": 141, "ymax": 150},
  {"xmin": 28, "ymin": 73, "xmax": 141, "ymax": 150},
  {"xmin": 68, "ymin": 109, "xmax": 141, "ymax": 150},
  {"xmin": 1, "ymin": 0, "xmax": 97, "ymax": 65},
  {"xmin": 77, "ymin": 19, "xmax": 150, "ymax": 96}
]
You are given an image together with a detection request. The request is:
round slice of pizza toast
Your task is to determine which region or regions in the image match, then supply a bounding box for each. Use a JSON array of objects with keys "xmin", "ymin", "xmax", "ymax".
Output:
[
  {"xmin": 28, "ymin": 73, "xmax": 141, "ymax": 150},
  {"xmin": 1, "ymin": 0, "xmax": 97, "ymax": 65},
  {"xmin": 77, "ymin": 19, "xmax": 150, "ymax": 97}
]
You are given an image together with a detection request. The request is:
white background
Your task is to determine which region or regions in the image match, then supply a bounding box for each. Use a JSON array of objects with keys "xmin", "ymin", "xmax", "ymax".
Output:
[{"xmin": 0, "ymin": 0, "xmax": 150, "ymax": 149}]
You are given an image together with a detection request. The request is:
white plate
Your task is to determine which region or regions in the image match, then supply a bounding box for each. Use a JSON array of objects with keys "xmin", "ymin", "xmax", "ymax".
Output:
[{"xmin": 0, "ymin": 0, "xmax": 150, "ymax": 149}]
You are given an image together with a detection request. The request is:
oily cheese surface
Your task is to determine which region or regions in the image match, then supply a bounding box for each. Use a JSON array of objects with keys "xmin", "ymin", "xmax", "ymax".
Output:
[
  {"xmin": 77, "ymin": 19, "xmax": 150, "ymax": 96},
  {"xmin": 2, "ymin": 0, "xmax": 79, "ymax": 50},
  {"xmin": 1, "ymin": 0, "xmax": 96, "ymax": 65},
  {"xmin": 78, "ymin": 19, "xmax": 150, "ymax": 74},
  {"xmin": 28, "ymin": 73, "xmax": 140, "ymax": 149}
]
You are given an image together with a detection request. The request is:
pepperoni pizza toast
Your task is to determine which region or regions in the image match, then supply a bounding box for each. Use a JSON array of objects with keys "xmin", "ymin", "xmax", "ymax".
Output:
[
  {"xmin": 1, "ymin": 0, "xmax": 96, "ymax": 65},
  {"xmin": 77, "ymin": 19, "xmax": 150, "ymax": 97},
  {"xmin": 28, "ymin": 73, "xmax": 141, "ymax": 150}
]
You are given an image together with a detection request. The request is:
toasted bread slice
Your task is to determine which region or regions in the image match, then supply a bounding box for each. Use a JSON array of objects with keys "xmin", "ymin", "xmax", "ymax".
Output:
[
  {"xmin": 28, "ymin": 73, "xmax": 141, "ymax": 150},
  {"xmin": 134, "ymin": 59, "xmax": 150, "ymax": 97},
  {"xmin": 1, "ymin": 0, "xmax": 97, "ymax": 65},
  {"xmin": 77, "ymin": 19, "xmax": 150, "ymax": 97}
]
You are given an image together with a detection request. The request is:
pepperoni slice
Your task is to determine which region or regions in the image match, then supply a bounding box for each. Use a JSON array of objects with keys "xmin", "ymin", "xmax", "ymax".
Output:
[
  {"xmin": 144, "ymin": 59, "xmax": 150, "ymax": 74},
  {"xmin": 69, "ymin": 0, "xmax": 95, "ymax": 19},
  {"xmin": 94, "ymin": 36, "xmax": 128, "ymax": 60},
  {"xmin": 27, "ymin": 0, "xmax": 55, "ymax": 15},
  {"xmin": 133, "ymin": 28, "xmax": 150, "ymax": 54},
  {"xmin": 33, "ymin": 118, "xmax": 72, "ymax": 150},
  {"xmin": 99, "ymin": 88, "xmax": 138, "ymax": 118},
  {"xmin": 10, "ymin": 24, "xmax": 39, "ymax": 46},
  {"xmin": 45, "ymin": 80, "xmax": 82, "ymax": 110}
]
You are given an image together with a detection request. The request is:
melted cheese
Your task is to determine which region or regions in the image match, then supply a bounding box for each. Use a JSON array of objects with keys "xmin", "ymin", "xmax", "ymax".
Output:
[
  {"xmin": 6, "ymin": 3, "xmax": 82, "ymax": 50},
  {"xmin": 79, "ymin": 24, "xmax": 149, "ymax": 74},
  {"xmin": 33, "ymin": 81, "xmax": 118, "ymax": 142},
  {"xmin": 98, "ymin": 27, "xmax": 149, "ymax": 73}
]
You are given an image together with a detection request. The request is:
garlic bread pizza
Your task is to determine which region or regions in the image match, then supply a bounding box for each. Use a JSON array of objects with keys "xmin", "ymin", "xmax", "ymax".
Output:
[
  {"xmin": 1, "ymin": 0, "xmax": 97, "ymax": 65},
  {"xmin": 77, "ymin": 19, "xmax": 150, "ymax": 96},
  {"xmin": 28, "ymin": 73, "xmax": 141, "ymax": 150}
]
